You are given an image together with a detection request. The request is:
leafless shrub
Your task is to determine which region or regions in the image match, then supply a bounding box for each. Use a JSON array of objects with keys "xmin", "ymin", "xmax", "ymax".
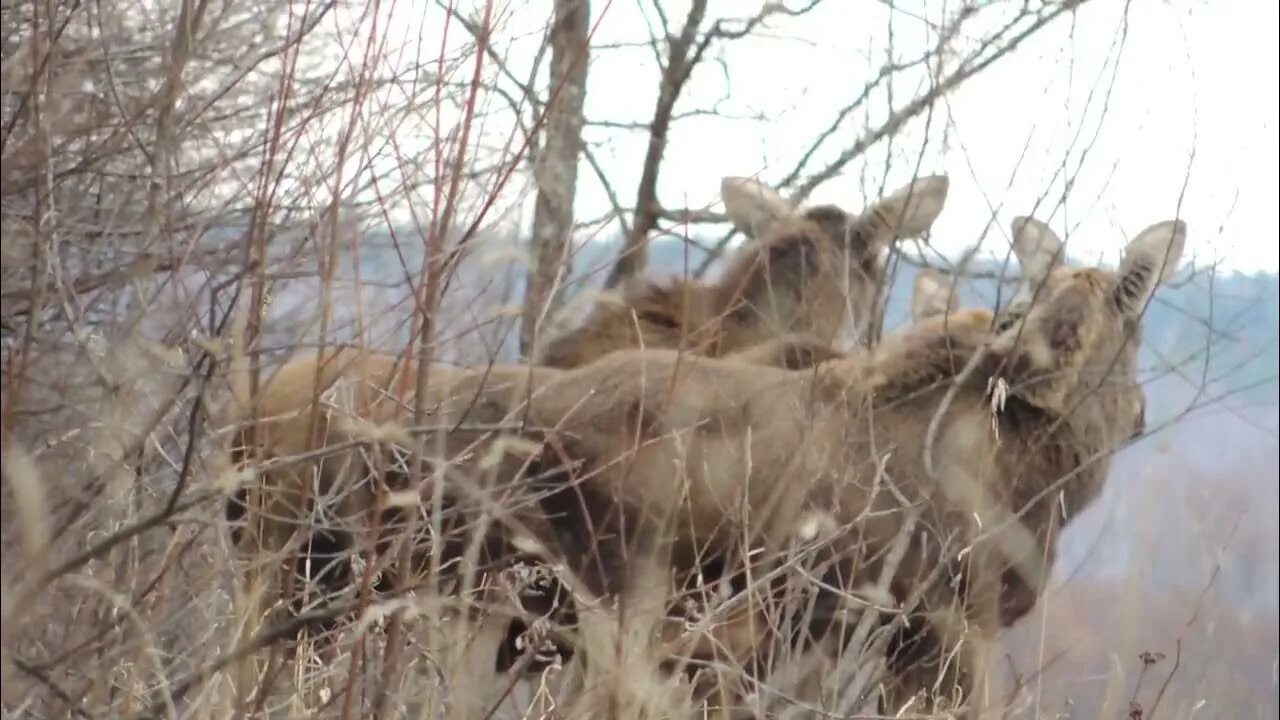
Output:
[{"xmin": 2, "ymin": 1, "xmax": 1271, "ymax": 719}]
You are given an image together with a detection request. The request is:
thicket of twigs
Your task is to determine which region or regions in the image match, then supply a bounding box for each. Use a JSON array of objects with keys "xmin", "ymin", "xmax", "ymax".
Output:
[{"xmin": 1, "ymin": 1, "xmax": 1271, "ymax": 718}]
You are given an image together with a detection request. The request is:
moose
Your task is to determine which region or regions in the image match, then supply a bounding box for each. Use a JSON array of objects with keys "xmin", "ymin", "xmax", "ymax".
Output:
[
  {"xmin": 221, "ymin": 163, "xmax": 1179, "ymax": 715},
  {"xmin": 220, "ymin": 174, "xmax": 953, "ymax": 697},
  {"xmin": 491, "ymin": 215, "xmax": 1181, "ymax": 715},
  {"xmin": 535, "ymin": 174, "xmax": 950, "ymax": 367}
]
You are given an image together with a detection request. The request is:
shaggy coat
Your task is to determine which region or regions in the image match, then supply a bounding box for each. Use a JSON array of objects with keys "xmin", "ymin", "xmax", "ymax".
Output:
[
  {"xmin": 535, "ymin": 175, "xmax": 950, "ymax": 368},
  {"xmin": 222, "ymin": 171, "xmax": 953, "ymax": 673},
  {"xmin": 221, "ymin": 271, "xmax": 1000, "ymax": 707},
  {"xmin": 221, "ymin": 336, "xmax": 849, "ymax": 662},
  {"xmin": 222, "ymin": 170, "xmax": 954, "ymax": 602},
  {"xmin": 504, "ymin": 217, "xmax": 1182, "ymax": 714}
]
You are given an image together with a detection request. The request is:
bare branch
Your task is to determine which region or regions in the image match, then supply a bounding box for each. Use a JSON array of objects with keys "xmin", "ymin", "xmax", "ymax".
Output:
[{"xmin": 605, "ymin": 0, "xmax": 709, "ymax": 288}]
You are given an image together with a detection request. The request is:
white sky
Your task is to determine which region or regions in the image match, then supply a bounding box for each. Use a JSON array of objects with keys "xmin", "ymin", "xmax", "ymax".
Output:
[{"xmin": 364, "ymin": 0, "xmax": 1278, "ymax": 274}]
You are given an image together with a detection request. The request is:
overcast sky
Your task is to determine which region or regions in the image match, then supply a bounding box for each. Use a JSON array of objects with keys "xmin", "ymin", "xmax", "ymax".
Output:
[{"xmin": 372, "ymin": 0, "xmax": 1277, "ymax": 274}]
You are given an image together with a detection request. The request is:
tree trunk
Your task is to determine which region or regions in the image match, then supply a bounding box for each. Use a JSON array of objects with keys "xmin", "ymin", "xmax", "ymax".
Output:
[{"xmin": 521, "ymin": 0, "xmax": 589, "ymax": 357}]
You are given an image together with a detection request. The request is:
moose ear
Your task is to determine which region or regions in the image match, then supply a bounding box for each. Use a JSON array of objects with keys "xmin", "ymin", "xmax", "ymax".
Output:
[
  {"xmin": 910, "ymin": 268, "xmax": 958, "ymax": 322},
  {"xmin": 721, "ymin": 177, "xmax": 796, "ymax": 239},
  {"xmin": 1009, "ymin": 216, "xmax": 1065, "ymax": 299},
  {"xmin": 1114, "ymin": 220, "xmax": 1186, "ymax": 317},
  {"xmin": 857, "ymin": 174, "xmax": 950, "ymax": 252}
]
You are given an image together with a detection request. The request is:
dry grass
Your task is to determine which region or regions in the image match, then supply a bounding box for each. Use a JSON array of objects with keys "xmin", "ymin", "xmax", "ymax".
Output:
[{"xmin": 2, "ymin": 1, "xmax": 1274, "ymax": 719}]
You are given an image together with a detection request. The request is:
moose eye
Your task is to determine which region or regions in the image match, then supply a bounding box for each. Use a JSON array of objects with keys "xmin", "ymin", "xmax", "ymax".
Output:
[{"xmin": 637, "ymin": 309, "xmax": 679, "ymax": 330}]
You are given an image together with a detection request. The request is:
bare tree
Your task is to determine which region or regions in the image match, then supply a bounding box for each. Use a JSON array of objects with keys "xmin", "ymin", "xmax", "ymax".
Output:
[
  {"xmin": 521, "ymin": 0, "xmax": 591, "ymax": 356},
  {"xmin": 1, "ymin": 1, "xmax": 1271, "ymax": 719},
  {"xmin": 591, "ymin": 1, "xmax": 1091, "ymax": 291}
]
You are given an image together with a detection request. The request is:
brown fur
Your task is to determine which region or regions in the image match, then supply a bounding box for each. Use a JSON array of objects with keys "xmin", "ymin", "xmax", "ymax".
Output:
[
  {"xmin": 535, "ymin": 175, "xmax": 950, "ymax": 368},
  {"xmin": 220, "ymin": 330, "xmax": 859, "ymax": 675},
  {"xmin": 507, "ymin": 271, "xmax": 978, "ymax": 702},
  {"xmin": 661, "ymin": 245, "xmax": 1149, "ymax": 714},
  {"xmin": 220, "ymin": 231, "xmax": 1144, "ymax": 714},
  {"xmin": 221, "ymin": 281, "xmax": 943, "ymax": 696},
  {"xmin": 223, "ymin": 172, "xmax": 953, "ymax": 638},
  {"xmin": 509, "ymin": 216, "xmax": 1184, "ymax": 715},
  {"xmin": 222, "ymin": 347, "xmax": 563, "ymax": 641}
]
